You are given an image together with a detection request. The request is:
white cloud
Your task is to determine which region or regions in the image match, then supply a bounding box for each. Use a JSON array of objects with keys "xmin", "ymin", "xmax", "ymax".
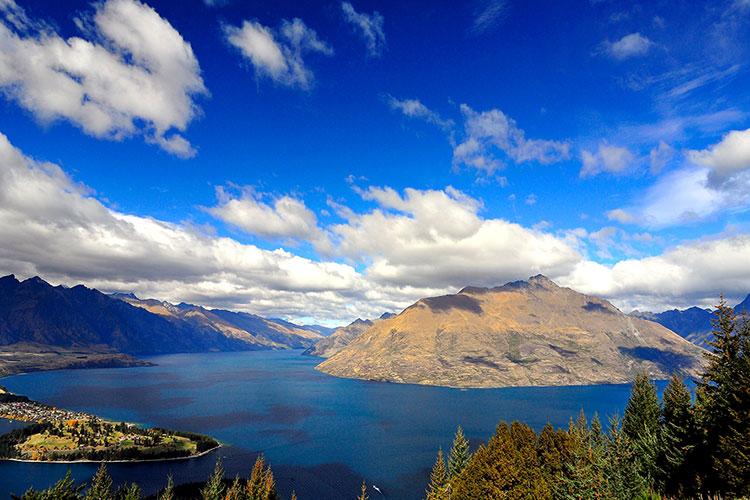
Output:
[
  {"xmin": 386, "ymin": 95, "xmax": 453, "ymax": 129},
  {"xmin": 326, "ymin": 186, "xmax": 582, "ymax": 288},
  {"xmin": 560, "ymin": 234, "xmax": 750, "ymax": 310},
  {"xmin": 4, "ymin": 129, "xmax": 750, "ymax": 320},
  {"xmin": 688, "ymin": 128, "xmax": 750, "ymax": 186},
  {"xmin": 207, "ymin": 186, "xmax": 322, "ymax": 242},
  {"xmin": 603, "ymin": 32, "xmax": 653, "ymax": 60},
  {"xmin": 453, "ymin": 104, "xmax": 570, "ymax": 174},
  {"xmin": 341, "ymin": 2, "xmax": 385, "ymax": 57},
  {"xmin": 580, "ymin": 143, "xmax": 636, "ymax": 177},
  {"xmin": 0, "ymin": 0, "xmax": 206, "ymax": 157},
  {"xmin": 0, "ymin": 131, "xmax": 386, "ymax": 323},
  {"xmin": 525, "ymin": 194, "xmax": 537, "ymax": 205},
  {"xmin": 224, "ymin": 17, "xmax": 332, "ymax": 89}
]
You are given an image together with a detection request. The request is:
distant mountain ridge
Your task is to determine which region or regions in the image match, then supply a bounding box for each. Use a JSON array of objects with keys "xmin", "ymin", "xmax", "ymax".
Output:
[
  {"xmin": 0, "ymin": 274, "xmax": 320, "ymax": 357},
  {"xmin": 632, "ymin": 294, "xmax": 750, "ymax": 348},
  {"xmin": 303, "ymin": 312, "xmax": 395, "ymax": 358},
  {"xmin": 317, "ymin": 275, "xmax": 706, "ymax": 388}
]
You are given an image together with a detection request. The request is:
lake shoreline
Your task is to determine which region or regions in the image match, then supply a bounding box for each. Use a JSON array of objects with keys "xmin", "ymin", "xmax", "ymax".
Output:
[{"xmin": 0, "ymin": 443, "xmax": 221, "ymax": 464}]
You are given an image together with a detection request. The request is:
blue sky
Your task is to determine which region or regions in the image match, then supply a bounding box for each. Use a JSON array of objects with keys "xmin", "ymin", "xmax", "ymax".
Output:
[{"xmin": 1, "ymin": 0, "xmax": 750, "ymax": 324}]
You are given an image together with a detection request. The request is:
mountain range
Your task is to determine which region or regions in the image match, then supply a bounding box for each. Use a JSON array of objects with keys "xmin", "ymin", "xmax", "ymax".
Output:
[
  {"xmin": 632, "ymin": 294, "xmax": 750, "ymax": 348},
  {"xmin": 317, "ymin": 275, "xmax": 707, "ymax": 388},
  {"xmin": 0, "ymin": 274, "xmax": 323, "ymax": 375}
]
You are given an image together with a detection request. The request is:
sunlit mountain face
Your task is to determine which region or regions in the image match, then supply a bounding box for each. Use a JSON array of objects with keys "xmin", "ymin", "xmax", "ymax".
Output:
[{"xmin": 0, "ymin": 0, "xmax": 749, "ymax": 326}]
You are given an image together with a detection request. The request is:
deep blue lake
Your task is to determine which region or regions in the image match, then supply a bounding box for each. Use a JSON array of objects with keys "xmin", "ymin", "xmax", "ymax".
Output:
[{"xmin": 0, "ymin": 351, "xmax": 661, "ymax": 499}]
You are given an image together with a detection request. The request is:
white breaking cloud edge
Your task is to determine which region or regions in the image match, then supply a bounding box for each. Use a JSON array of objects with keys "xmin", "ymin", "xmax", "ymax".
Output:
[
  {"xmin": 224, "ymin": 17, "xmax": 332, "ymax": 89},
  {"xmin": 386, "ymin": 95, "xmax": 453, "ymax": 130},
  {"xmin": 2, "ymin": 131, "xmax": 750, "ymax": 322},
  {"xmin": 341, "ymin": 2, "xmax": 386, "ymax": 57},
  {"xmin": 0, "ymin": 0, "xmax": 206, "ymax": 157},
  {"xmin": 452, "ymin": 104, "xmax": 570, "ymax": 174}
]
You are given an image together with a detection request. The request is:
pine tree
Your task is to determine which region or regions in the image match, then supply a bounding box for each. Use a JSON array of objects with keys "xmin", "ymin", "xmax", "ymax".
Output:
[
  {"xmin": 696, "ymin": 298, "xmax": 750, "ymax": 496},
  {"xmin": 447, "ymin": 426, "xmax": 470, "ymax": 479},
  {"xmin": 536, "ymin": 423, "xmax": 571, "ymax": 495},
  {"xmin": 201, "ymin": 458, "xmax": 226, "ymax": 500},
  {"xmin": 224, "ymin": 476, "xmax": 244, "ymax": 500},
  {"xmin": 246, "ymin": 455, "xmax": 277, "ymax": 500},
  {"xmin": 602, "ymin": 415, "xmax": 648, "ymax": 499},
  {"xmin": 115, "ymin": 483, "xmax": 140, "ymax": 500},
  {"xmin": 86, "ymin": 464, "xmax": 114, "ymax": 500},
  {"xmin": 622, "ymin": 371, "xmax": 661, "ymax": 487},
  {"xmin": 451, "ymin": 422, "xmax": 549, "ymax": 499},
  {"xmin": 158, "ymin": 476, "xmax": 174, "ymax": 500},
  {"xmin": 713, "ymin": 313, "xmax": 750, "ymax": 496},
  {"xmin": 556, "ymin": 411, "xmax": 604, "ymax": 499},
  {"xmin": 425, "ymin": 448, "xmax": 447, "ymax": 500},
  {"xmin": 357, "ymin": 480, "xmax": 368, "ymax": 500},
  {"xmin": 659, "ymin": 374, "xmax": 696, "ymax": 497},
  {"xmin": 16, "ymin": 470, "xmax": 84, "ymax": 500}
]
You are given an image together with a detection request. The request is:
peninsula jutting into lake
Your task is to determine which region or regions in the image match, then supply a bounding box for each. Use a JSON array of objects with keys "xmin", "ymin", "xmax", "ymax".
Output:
[{"xmin": 0, "ymin": 387, "xmax": 219, "ymax": 463}]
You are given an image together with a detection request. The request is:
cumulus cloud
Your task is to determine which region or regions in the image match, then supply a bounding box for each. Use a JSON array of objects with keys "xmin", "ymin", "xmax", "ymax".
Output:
[
  {"xmin": 224, "ymin": 17, "xmax": 332, "ymax": 89},
  {"xmin": 0, "ymin": 131, "xmax": 387, "ymax": 323},
  {"xmin": 326, "ymin": 186, "xmax": 582, "ymax": 288},
  {"xmin": 560, "ymin": 234, "xmax": 750, "ymax": 310},
  {"xmin": 453, "ymin": 104, "xmax": 570, "ymax": 174},
  {"xmin": 602, "ymin": 32, "xmax": 653, "ymax": 60},
  {"xmin": 341, "ymin": 2, "xmax": 385, "ymax": 57},
  {"xmin": 207, "ymin": 186, "xmax": 322, "ymax": 242},
  {"xmin": 688, "ymin": 128, "xmax": 750, "ymax": 186},
  {"xmin": 0, "ymin": 0, "xmax": 206, "ymax": 157},
  {"xmin": 3, "ymin": 129, "xmax": 749, "ymax": 320},
  {"xmin": 386, "ymin": 95, "xmax": 453, "ymax": 130},
  {"xmin": 580, "ymin": 143, "xmax": 636, "ymax": 177}
]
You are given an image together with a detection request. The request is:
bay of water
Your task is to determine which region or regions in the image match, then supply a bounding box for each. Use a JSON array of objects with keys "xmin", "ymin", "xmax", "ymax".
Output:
[{"xmin": 0, "ymin": 351, "xmax": 659, "ymax": 499}]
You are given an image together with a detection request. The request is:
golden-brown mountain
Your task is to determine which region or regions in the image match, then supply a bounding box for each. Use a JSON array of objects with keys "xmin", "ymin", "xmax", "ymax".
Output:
[{"xmin": 317, "ymin": 275, "xmax": 706, "ymax": 388}]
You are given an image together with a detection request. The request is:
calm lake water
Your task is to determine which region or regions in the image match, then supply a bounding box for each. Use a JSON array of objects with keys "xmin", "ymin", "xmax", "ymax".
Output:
[{"xmin": 0, "ymin": 351, "xmax": 663, "ymax": 499}]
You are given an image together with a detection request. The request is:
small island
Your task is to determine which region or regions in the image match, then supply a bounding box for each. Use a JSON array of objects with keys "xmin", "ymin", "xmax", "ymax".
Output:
[{"xmin": 0, "ymin": 387, "xmax": 219, "ymax": 462}]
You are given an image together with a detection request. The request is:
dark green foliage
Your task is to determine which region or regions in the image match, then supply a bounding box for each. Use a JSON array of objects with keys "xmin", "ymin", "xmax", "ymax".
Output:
[
  {"xmin": 86, "ymin": 464, "xmax": 114, "ymax": 500},
  {"xmin": 695, "ymin": 300, "xmax": 750, "ymax": 497},
  {"xmin": 446, "ymin": 426, "xmax": 470, "ymax": 479},
  {"xmin": 622, "ymin": 371, "xmax": 661, "ymax": 485},
  {"xmin": 658, "ymin": 374, "xmax": 696, "ymax": 497},
  {"xmin": 425, "ymin": 448, "xmax": 447, "ymax": 500},
  {"xmin": 602, "ymin": 415, "xmax": 648, "ymax": 500}
]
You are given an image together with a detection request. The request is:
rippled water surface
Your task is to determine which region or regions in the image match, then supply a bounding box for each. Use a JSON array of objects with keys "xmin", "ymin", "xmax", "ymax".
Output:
[{"xmin": 0, "ymin": 351, "xmax": 655, "ymax": 499}]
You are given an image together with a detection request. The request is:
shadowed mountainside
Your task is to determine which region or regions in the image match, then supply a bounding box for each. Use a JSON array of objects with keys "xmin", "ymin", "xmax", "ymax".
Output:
[
  {"xmin": 317, "ymin": 275, "xmax": 707, "ymax": 388},
  {"xmin": 0, "ymin": 275, "xmax": 321, "ymax": 365}
]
